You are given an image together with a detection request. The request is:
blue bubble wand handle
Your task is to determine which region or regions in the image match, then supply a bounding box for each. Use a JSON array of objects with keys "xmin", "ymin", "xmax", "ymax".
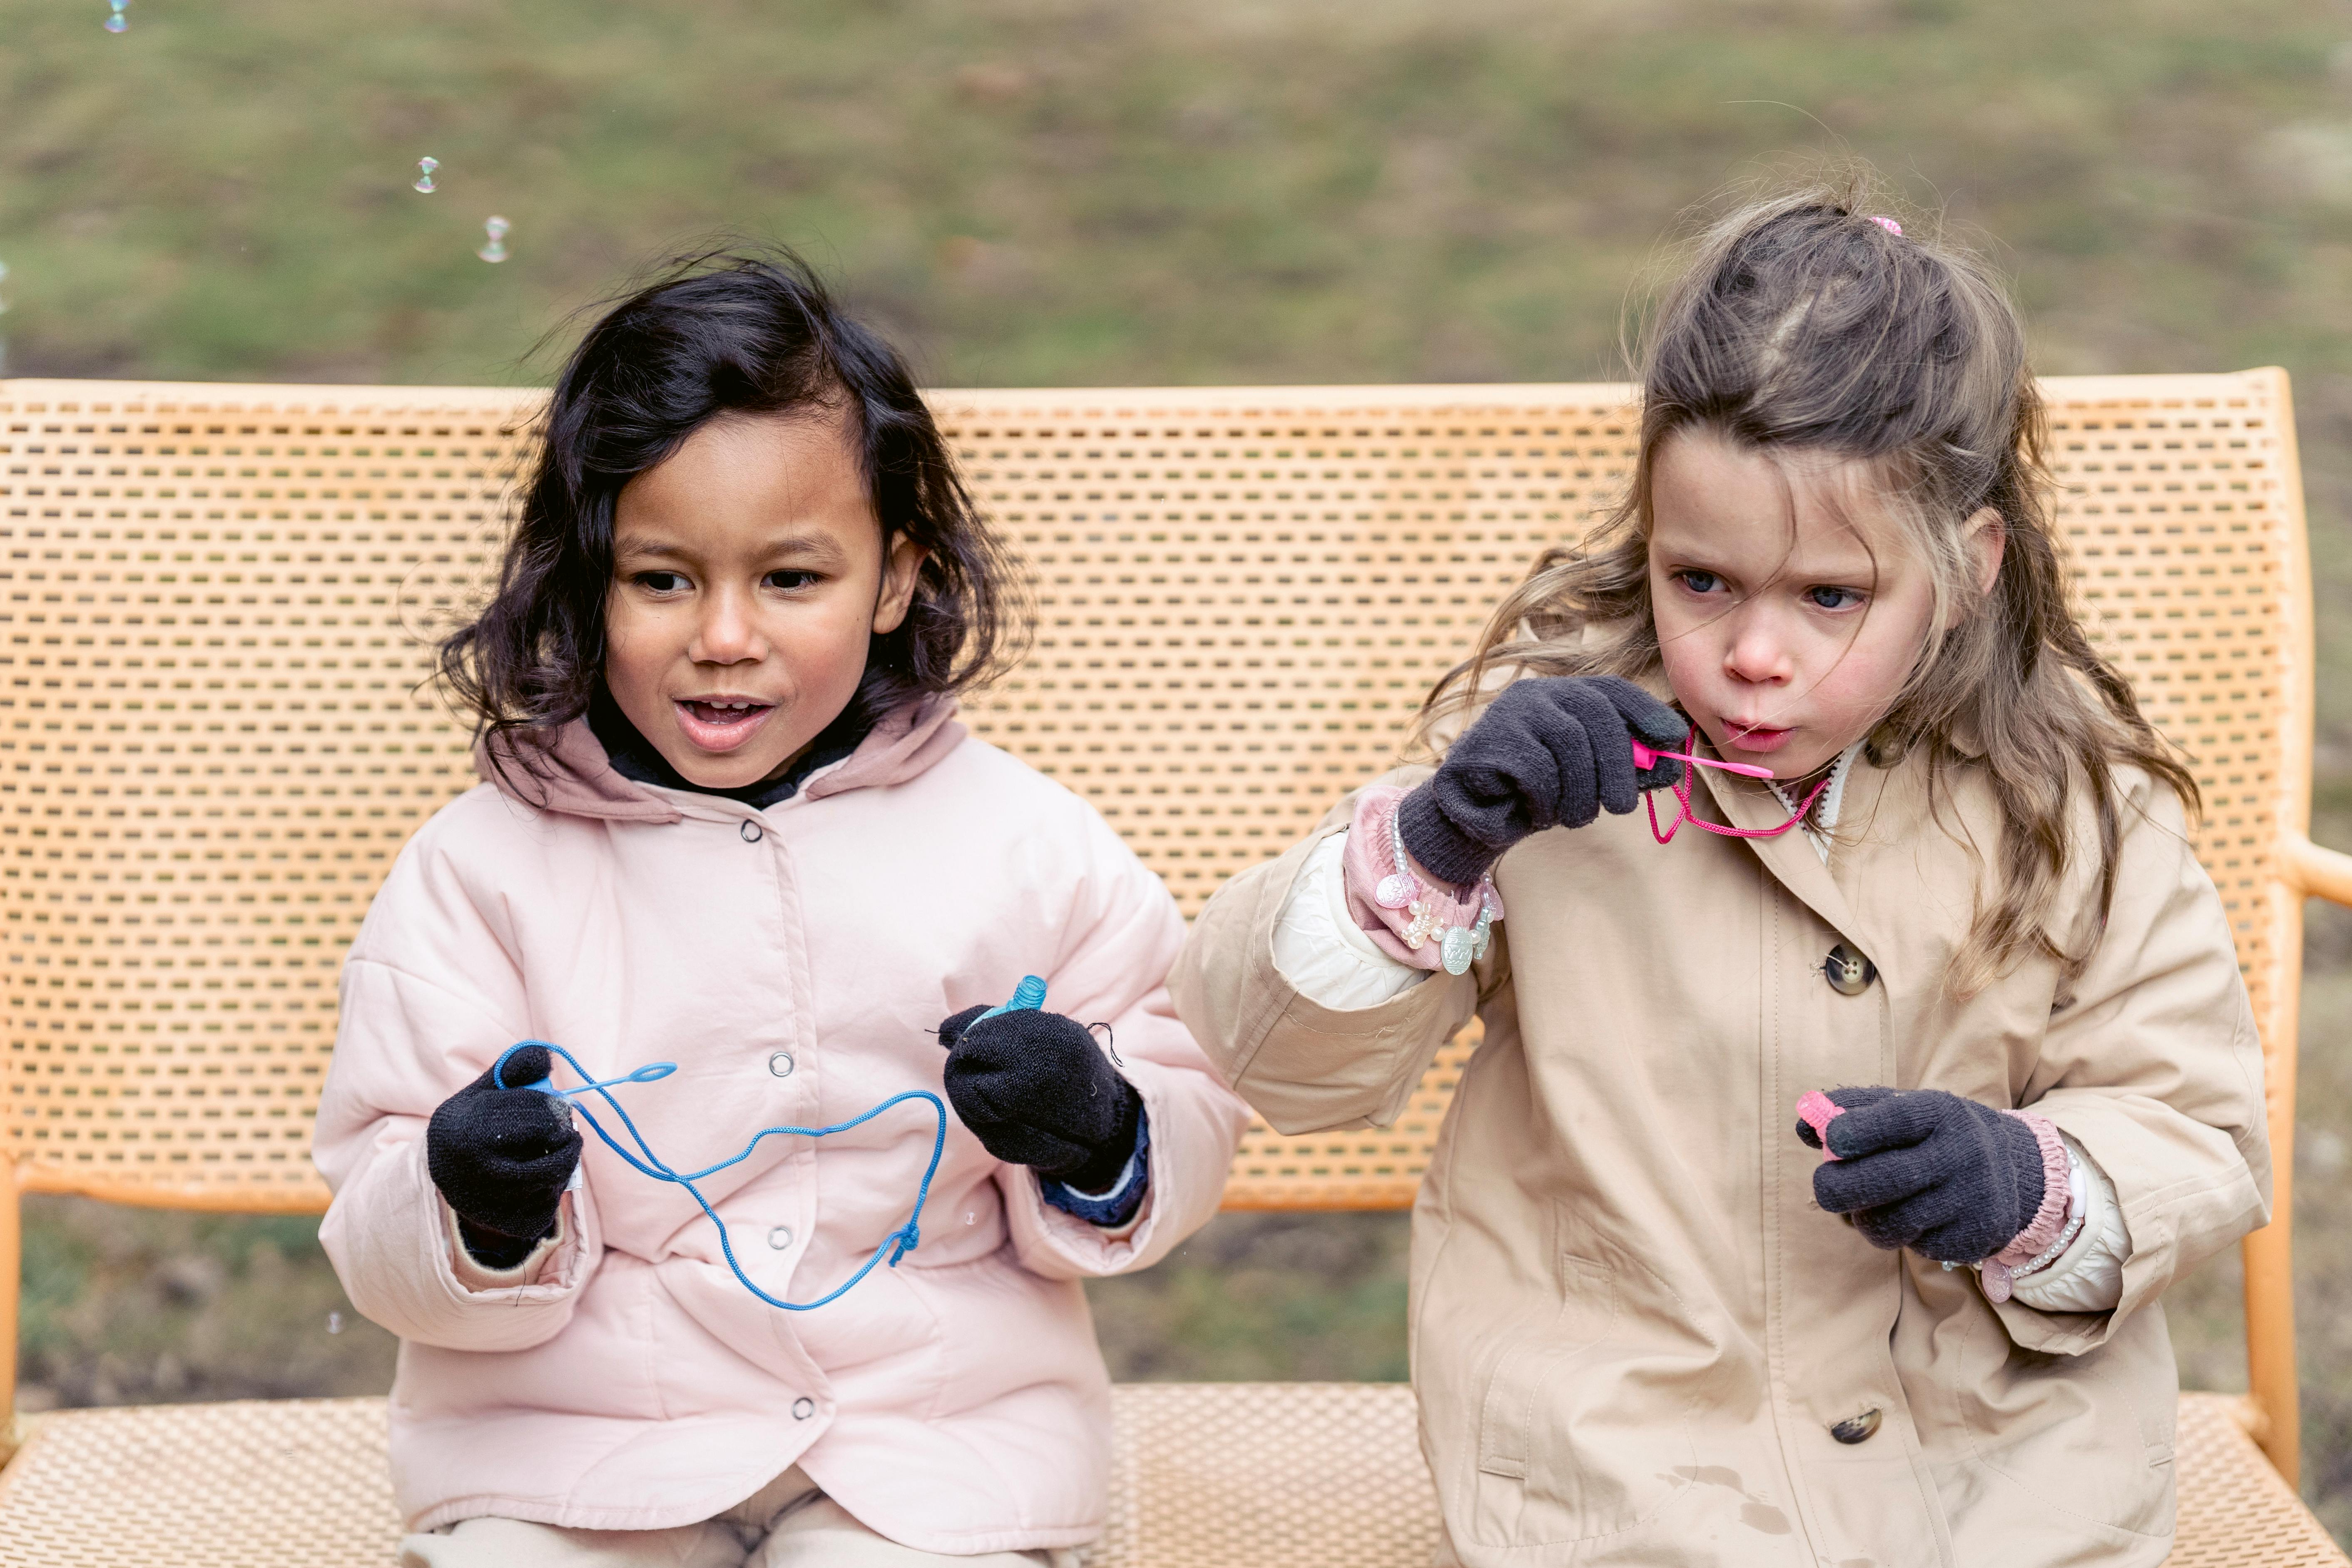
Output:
[
  {"xmin": 491, "ymin": 1042, "xmax": 948, "ymax": 1312},
  {"xmin": 974, "ymin": 974, "xmax": 1047, "ymax": 1024}
]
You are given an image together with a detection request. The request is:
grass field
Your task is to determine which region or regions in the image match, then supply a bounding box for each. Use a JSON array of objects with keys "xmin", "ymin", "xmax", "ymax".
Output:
[{"xmin": 13, "ymin": 0, "xmax": 2352, "ymax": 1544}]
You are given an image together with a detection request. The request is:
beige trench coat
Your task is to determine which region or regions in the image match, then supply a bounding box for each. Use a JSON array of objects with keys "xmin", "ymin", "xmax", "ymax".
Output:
[{"xmin": 1171, "ymin": 742, "xmax": 2268, "ymax": 1568}]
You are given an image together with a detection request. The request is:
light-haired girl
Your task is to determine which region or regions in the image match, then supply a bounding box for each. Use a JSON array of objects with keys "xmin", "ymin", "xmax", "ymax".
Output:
[{"xmin": 1174, "ymin": 188, "xmax": 2269, "ymax": 1567}]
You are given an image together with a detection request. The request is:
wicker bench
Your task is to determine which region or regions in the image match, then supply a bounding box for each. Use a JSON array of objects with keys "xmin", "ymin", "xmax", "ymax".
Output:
[{"xmin": 0, "ymin": 371, "xmax": 2342, "ymax": 1565}]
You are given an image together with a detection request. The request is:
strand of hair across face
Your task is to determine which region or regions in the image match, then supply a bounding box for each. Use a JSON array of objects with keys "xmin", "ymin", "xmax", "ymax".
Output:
[{"xmin": 492, "ymin": 1040, "xmax": 947, "ymax": 1312}]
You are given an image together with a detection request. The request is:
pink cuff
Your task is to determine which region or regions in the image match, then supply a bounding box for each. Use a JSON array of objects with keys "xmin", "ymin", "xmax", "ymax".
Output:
[
  {"xmin": 1341, "ymin": 787, "xmax": 1501, "ymax": 972},
  {"xmin": 1979, "ymin": 1111, "xmax": 2072, "ymax": 1303}
]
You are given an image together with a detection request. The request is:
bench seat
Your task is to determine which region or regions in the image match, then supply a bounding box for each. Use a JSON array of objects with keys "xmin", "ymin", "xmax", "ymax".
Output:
[{"xmin": 0, "ymin": 1388, "xmax": 2330, "ymax": 1566}]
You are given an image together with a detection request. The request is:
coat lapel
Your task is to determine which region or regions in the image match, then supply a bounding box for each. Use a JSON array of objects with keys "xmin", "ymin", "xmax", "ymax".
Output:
[{"xmin": 1686, "ymin": 747, "xmax": 1890, "ymax": 978}]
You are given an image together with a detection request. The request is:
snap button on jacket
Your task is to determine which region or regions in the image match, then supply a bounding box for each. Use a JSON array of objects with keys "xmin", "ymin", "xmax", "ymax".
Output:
[{"xmin": 1172, "ymin": 744, "xmax": 2268, "ymax": 1568}]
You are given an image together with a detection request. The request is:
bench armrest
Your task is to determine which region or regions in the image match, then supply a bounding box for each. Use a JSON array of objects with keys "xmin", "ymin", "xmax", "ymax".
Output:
[{"xmin": 2283, "ymin": 834, "xmax": 2352, "ymax": 907}]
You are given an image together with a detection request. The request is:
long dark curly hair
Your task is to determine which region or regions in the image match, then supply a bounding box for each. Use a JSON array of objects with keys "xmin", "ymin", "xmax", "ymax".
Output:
[{"xmin": 439, "ymin": 247, "xmax": 1028, "ymax": 770}]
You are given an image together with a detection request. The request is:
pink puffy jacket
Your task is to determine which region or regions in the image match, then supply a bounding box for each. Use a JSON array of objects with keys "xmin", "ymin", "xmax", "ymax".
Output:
[{"xmin": 313, "ymin": 698, "xmax": 1249, "ymax": 1552}]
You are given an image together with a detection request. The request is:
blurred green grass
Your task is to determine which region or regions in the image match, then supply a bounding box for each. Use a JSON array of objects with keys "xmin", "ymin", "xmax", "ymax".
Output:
[
  {"xmin": 14, "ymin": 0, "xmax": 2352, "ymax": 1543},
  {"xmin": 14, "ymin": 0, "xmax": 2352, "ymax": 395}
]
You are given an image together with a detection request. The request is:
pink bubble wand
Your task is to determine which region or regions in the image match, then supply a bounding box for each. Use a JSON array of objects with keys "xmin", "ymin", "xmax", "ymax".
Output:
[
  {"xmin": 1633, "ymin": 730, "xmax": 1831, "ymax": 845},
  {"xmin": 1630, "ymin": 739, "xmax": 1776, "ymax": 781}
]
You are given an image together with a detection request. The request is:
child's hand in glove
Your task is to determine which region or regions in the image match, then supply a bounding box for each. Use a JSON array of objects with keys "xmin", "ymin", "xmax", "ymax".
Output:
[
  {"xmin": 1794, "ymin": 1086, "xmax": 2053, "ymax": 1266},
  {"xmin": 938, "ymin": 1005, "xmax": 1141, "ymax": 1194},
  {"xmin": 1398, "ymin": 675, "xmax": 1690, "ymax": 888},
  {"xmin": 426, "ymin": 1045, "xmax": 583, "ymax": 1266}
]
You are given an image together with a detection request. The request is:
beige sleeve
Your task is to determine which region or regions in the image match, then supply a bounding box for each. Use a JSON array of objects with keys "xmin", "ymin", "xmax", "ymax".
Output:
[
  {"xmin": 1991, "ymin": 775, "xmax": 2271, "ymax": 1354},
  {"xmin": 1170, "ymin": 773, "xmax": 1487, "ymax": 1134}
]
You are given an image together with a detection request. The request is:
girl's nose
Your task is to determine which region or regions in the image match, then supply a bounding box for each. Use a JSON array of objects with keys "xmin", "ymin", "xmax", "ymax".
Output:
[
  {"xmin": 1723, "ymin": 610, "xmax": 1793, "ymax": 686},
  {"xmin": 689, "ymin": 587, "xmax": 768, "ymax": 665}
]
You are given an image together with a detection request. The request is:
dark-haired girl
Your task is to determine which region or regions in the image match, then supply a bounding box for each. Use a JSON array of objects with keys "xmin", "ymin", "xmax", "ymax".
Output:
[
  {"xmin": 1176, "ymin": 187, "xmax": 2268, "ymax": 1566},
  {"xmin": 314, "ymin": 254, "xmax": 1248, "ymax": 1567}
]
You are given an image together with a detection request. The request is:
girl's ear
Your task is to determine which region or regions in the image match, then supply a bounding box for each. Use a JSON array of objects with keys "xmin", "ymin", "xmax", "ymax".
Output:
[
  {"xmin": 871, "ymin": 533, "xmax": 929, "ymax": 636},
  {"xmin": 1964, "ymin": 507, "xmax": 2006, "ymax": 598}
]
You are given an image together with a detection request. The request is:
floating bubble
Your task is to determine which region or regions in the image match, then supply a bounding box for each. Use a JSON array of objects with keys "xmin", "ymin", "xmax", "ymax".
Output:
[
  {"xmin": 477, "ymin": 215, "xmax": 510, "ymax": 264},
  {"xmin": 412, "ymin": 157, "xmax": 439, "ymax": 194},
  {"xmin": 104, "ymin": 0, "xmax": 127, "ymax": 32},
  {"xmin": 326, "ymin": 1311, "xmax": 343, "ymax": 1334}
]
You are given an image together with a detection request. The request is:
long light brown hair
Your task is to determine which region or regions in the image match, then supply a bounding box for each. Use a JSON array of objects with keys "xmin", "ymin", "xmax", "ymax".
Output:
[{"xmin": 1417, "ymin": 180, "xmax": 2196, "ymax": 993}]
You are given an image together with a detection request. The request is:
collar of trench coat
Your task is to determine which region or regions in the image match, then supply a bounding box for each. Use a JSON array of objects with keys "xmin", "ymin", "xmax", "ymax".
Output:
[
  {"xmin": 1683, "ymin": 738, "xmax": 1882, "ymax": 962},
  {"xmin": 1680, "ymin": 723, "xmax": 2019, "ymax": 1004}
]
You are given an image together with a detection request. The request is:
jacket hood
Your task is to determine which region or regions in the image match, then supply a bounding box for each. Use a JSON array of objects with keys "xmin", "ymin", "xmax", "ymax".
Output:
[{"xmin": 473, "ymin": 694, "xmax": 966, "ymax": 822}]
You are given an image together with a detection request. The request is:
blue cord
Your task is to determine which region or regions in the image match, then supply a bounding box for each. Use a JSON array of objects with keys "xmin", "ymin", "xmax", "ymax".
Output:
[
  {"xmin": 486, "ymin": 975, "xmax": 1047, "ymax": 1312},
  {"xmin": 493, "ymin": 1041, "xmax": 945, "ymax": 1312}
]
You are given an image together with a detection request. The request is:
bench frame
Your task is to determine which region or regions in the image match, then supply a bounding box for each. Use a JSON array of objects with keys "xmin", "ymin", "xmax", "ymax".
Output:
[{"xmin": 0, "ymin": 369, "xmax": 2341, "ymax": 1518}]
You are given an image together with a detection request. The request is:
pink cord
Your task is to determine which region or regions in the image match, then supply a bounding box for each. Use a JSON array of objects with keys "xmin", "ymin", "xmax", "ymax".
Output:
[{"xmin": 1644, "ymin": 728, "xmax": 1832, "ymax": 844}]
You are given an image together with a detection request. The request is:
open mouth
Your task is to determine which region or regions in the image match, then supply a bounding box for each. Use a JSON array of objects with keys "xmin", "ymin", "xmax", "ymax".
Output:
[{"xmin": 674, "ymin": 697, "xmax": 777, "ymax": 753}]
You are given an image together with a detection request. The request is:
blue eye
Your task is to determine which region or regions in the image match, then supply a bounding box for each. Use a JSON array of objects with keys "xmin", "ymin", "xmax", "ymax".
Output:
[
  {"xmin": 1807, "ymin": 585, "xmax": 1865, "ymax": 611},
  {"xmin": 1676, "ymin": 570, "xmax": 1723, "ymax": 595}
]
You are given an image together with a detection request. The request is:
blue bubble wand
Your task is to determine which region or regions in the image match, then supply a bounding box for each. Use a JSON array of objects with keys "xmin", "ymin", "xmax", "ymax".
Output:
[{"xmin": 487, "ymin": 976, "xmax": 1047, "ymax": 1312}]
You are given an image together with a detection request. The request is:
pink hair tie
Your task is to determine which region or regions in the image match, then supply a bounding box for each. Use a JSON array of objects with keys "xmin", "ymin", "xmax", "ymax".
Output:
[{"xmin": 1867, "ymin": 215, "xmax": 1903, "ymax": 236}]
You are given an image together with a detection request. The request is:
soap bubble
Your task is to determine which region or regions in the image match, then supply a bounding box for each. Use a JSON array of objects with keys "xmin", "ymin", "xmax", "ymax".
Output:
[
  {"xmin": 477, "ymin": 216, "xmax": 510, "ymax": 264},
  {"xmin": 413, "ymin": 157, "xmax": 439, "ymax": 194},
  {"xmin": 326, "ymin": 1311, "xmax": 343, "ymax": 1334},
  {"xmin": 104, "ymin": 0, "xmax": 127, "ymax": 31}
]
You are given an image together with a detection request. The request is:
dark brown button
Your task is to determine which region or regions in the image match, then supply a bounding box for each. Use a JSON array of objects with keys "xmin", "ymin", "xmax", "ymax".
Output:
[
  {"xmin": 1823, "ymin": 943, "xmax": 1876, "ymax": 996},
  {"xmin": 1829, "ymin": 1408, "xmax": 1882, "ymax": 1444}
]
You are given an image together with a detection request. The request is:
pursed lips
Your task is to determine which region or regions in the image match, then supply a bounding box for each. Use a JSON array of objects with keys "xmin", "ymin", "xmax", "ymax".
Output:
[{"xmin": 1721, "ymin": 719, "xmax": 1793, "ymax": 753}]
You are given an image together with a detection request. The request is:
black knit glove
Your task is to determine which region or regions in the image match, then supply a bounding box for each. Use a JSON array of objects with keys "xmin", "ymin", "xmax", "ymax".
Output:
[
  {"xmin": 938, "ymin": 1006, "xmax": 1142, "ymax": 1194},
  {"xmin": 426, "ymin": 1045, "xmax": 582, "ymax": 1268},
  {"xmin": 1797, "ymin": 1087, "xmax": 2046, "ymax": 1265},
  {"xmin": 1397, "ymin": 676, "xmax": 1690, "ymax": 888}
]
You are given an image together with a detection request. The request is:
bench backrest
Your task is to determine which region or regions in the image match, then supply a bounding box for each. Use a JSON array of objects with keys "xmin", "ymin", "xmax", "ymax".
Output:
[
  {"xmin": 0, "ymin": 371, "xmax": 2314, "ymax": 1461},
  {"xmin": 0, "ymin": 371, "xmax": 2311, "ymax": 1205}
]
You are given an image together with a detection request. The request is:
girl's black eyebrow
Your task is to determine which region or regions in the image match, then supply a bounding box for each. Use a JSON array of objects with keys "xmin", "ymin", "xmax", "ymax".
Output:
[{"xmin": 617, "ymin": 530, "xmax": 851, "ymax": 563}]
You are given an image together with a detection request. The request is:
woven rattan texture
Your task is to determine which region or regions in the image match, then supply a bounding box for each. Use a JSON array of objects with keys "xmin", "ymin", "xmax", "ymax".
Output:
[
  {"xmin": 1088, "ymin": 1382, "xmax": 1437, "ymax": 1568},
  {"xmin": 0, "ymin": 385, "xmax": 528, "ymax": 1206},
  {"xmin": 2169, "ymin": 1392, "xmax": 2350, "ymax": 1565},
  {"xmin": 0, "ymin": 1397, "xmax": 401, "ymax": 1567},
  {"xmin": 0, "ymin": 1390, "xmax": 2324, "ymax": 1566},
  {"xmin": 0, "ymin": 373, "xmax": 2305, "ymax": 1210}
]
